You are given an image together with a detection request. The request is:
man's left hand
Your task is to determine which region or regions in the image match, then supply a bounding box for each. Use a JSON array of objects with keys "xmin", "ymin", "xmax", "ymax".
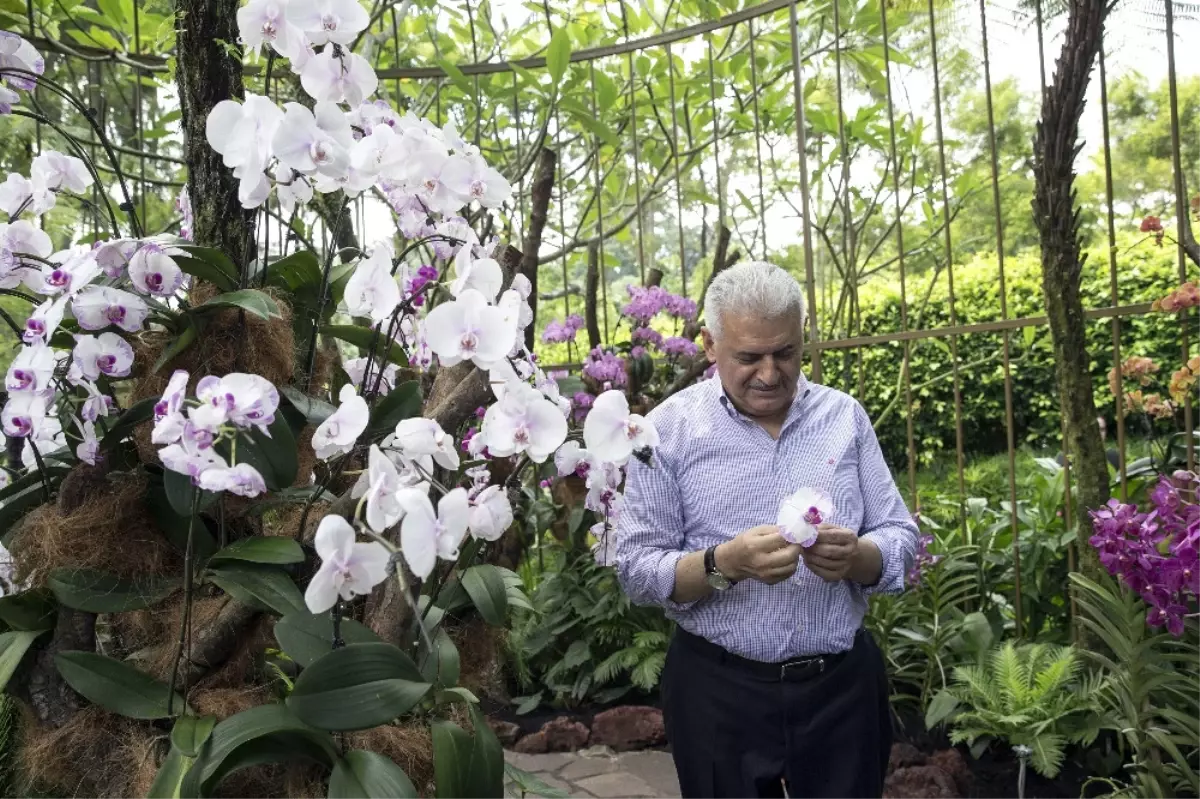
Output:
[{"xmin": 800, "ymin": 525, "xmax": 860, "ymax": 582}]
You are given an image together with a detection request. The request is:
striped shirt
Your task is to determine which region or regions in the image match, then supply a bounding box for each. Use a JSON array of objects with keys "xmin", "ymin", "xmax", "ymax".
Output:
[{"xmin": 613, "ymin": 373, "xmax": 918, "ymax": 661}]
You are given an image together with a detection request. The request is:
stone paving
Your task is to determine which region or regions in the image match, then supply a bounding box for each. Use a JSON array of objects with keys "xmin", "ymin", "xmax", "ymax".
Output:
[{"xmin": 505, "ymin": 746, "xmax": 680, "ymax": 798}]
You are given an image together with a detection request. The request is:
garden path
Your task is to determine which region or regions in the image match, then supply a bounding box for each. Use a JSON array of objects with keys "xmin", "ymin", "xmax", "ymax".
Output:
[{"xmin": 505, "ymin": 747, "xmax": 680, "ymax": 798}]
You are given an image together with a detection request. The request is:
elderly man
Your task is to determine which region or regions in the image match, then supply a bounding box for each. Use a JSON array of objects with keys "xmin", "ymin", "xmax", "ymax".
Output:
[{"xmin": 615, "ymin": 261, "xmax": 918, "ymax": 799}]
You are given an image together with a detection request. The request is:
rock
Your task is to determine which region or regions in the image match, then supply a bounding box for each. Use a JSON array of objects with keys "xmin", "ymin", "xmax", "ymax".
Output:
[
  {"xmin": 488, "ymin": 719, "xmax": 521, "ymax": 747},
  {"xmin": 929, "ymin": 749, "xmax": 973, "ymax": 795},
  {"xmin": 883, "ymin": 765, "xmax": 959, "ymax": 799},
  {"xmin": 512, "ymin": 731, "xmax": 549, "ymax": 754},
  {"xmin": 540, "ymin": 716, "xmax": 591, "ymax": 752},
  {"xmin": 589, "ymin": 706, "xmax": 666, "ymax": 752},
  {"xmin": 887, "ymin": 742, "xmax": 926, "ymax": 773}
]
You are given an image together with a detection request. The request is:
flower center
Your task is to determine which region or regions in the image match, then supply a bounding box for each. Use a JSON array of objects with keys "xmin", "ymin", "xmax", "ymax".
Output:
[
  {"xmin": 803, "ymin": 506, "xmax": 823, "ymax": 525},
  {"xmin": 25, "ymin": 319, "xmax": 44, "ymax": 337},
  {"xmin": 469, "ymin": 179, "xmax": 485, "ymax": 198},
  {"xmin": 261, "ymin": 20, "xmax": 278, "ymax": 39},
  {"xmin": 512, "ymin": 424, "xmax": 530, "ymax": 446},
  {"xmin": 48, "ymin": 269, "xmax": 69, "ymax": 288},
  {"xmin": 321, "ymin": 13, "xmax": 338, "ymax": 31},
  {"xmin": 459, "ymin": 331, "xmax": 478, "ymax": 355},
  {"xmin": 423, "ymin": 178, "xmax": 438, "ymax": 193},
  {"xmin": 624, "ymin": 420, "xmax": 642, "ymax": 440},
  {"xmin": 146, "ymin": 272, "xmax": 163, "ymax": 289},
  {"xmin": 11, "ymin": 416, "xmax": 30, "ymax": 435},
  {"xmin": 311, "ymin": 140, "xmax": 332, "ymax": 165},
  {"xmin": 105, "ymin": 305, "xmax": 126, "ymax": 324},
  {"xmin": 97, "ymin": 354, "xmax": 117, "ymax": 373}
]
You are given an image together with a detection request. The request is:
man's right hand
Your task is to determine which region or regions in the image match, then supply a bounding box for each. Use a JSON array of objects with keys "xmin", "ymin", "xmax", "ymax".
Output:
[{"xmin": 715, "ymin": 525, "xmax": 803, "ymax": 585}]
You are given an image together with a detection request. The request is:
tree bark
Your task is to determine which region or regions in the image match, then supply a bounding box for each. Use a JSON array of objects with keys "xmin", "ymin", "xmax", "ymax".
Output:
[
  {"xmin": 519, "ymin": 148, "xmax": 557, "ymax": 352},
  {"xmin": 1032, "ymin": 0, "xmax": 1109, "ymax": 580},
  {"xmin": 175, "ymin": 0, "xmax": 255, "ymax": 267},
  {"xmin": 585, "ymin": 241, "xmax": 602, "ymax": 350}
]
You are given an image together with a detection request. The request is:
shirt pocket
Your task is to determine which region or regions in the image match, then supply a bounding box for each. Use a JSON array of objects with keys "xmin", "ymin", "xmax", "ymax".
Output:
[{"xmin": 824, "ymin": 437, "xmax": 864, "ymax": 531}]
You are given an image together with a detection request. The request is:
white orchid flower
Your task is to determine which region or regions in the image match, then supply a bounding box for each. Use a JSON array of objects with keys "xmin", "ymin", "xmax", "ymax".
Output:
[
  {"xmin": 300, "ymin": 47, "xmax": 378, "ymax": 107},
  {"xmin": 287, "ymin": 0, "xmax": 369, "ymax": 46},
  {"xmin": 312, "ymin": 383, "xmax": 369, "ymax": 460},
  {"xmin": 305, "ymin": 515, "xmax": 391, "ymax": 613},
  {"xmin": 396, "ymin": 486, "xmax": 469, "ymax": 579},
  {"xmin": 582, "ymin": 390, "xmax": 659, "ymax": 466},
  {"xmin": 272, "ymin": 101, "xmax": 354, "ymax": 178},
  {"xmin": 777, "ymin": 487, "xmax": 834, "ymax": 548},
  {"xmin": 71, "ymin": 332, "xmax": 135, "ymax": 381},
  {"xmin": 71, "ymin": 286, "xmax": 149, "ymax": 332},
  {"xmin": 424, "ymin": 288, "xmax": 514, "ymax": 370},
  {"xmin": 392, "ymin": 417, "xmax": 459, "ymax": 471},
  {"xmin": 467, "ymin": 485, "xmax": 512, "ymax": 542},
  {"xmin": 480, "ymin": 381, "xmax": 568, "ymax": 463}
]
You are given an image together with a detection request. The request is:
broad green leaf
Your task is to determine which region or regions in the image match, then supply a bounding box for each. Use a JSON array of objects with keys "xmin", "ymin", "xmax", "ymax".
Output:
[
  {"xmin": 100, "ymin": 396, "xmax": 158, "ymax": 451},
  {"xmin": 329, "ymin": 750, "xmax": 419, "ymax": 799},
  {"xmin": 146, "ymin": 488, "xmax": 219, "ymax": 563},
  {"xmin": 436, "ymin": 58, "xmax": 473, "ymax": 94},
  {"xmin": 265, "ymin": 251, "xmax": 322, "ymax": 294},
  {"xmin": 210, "ymin": 537, "xmax": 305, "ymax": 566},
  {"xmin": 0, "ymin": 589, "xmax": 56, "ymax": 631},
  {"xmin": 280, "ymin": 386, "xmax": 337, "ymax": 426},
  {"xmin": 49, "ymin": 568, "xmax": 179, "ymax": 613},
  {"xmin": 175, "ymin": 245, "xmax": 239, "ymax": 281},
  {"xmin": 546, "ymin": 27, "xmax": 571, "ymax": 86},
  {"xmin": 55, "ymin": 651, "xmax": 184, "ymax": 720},
  {"xmin": 147, "ymin": 749, "xmax": 193, "ymax": 799},
  {"xmin": 163, "ymin": 469, "xmax": 217, "ymax": 517},
  {"xmin": 320, "ymin": 326, "xmax": 409, "ymax": 367},
  {"xmin": 593, "ymin": 70, "xmax": 618, "ymax": 112},
  {"xmin": 925, "ymin": 690, "xmax": 959, "ymax": 730},
  {"xmin": 0, "ymin": 630, "xmax": 40, "ymax": 692},
  {"xmin": 232, "ymin": 414, "xmax": 299, "ymax": 491},
  {"xmin": 366, "ymin": 381, "xmax": 422, "ymax": 437},
  {"xmin": 171, "ymin": 714, "xmax": 217, "ymax": 757},
  {"xmin": 153, "ymin": 318, "xmax": 203, "ymax": 374},
  {"xmin": 0, "ymin": 465, "xmax": 68, "ymax": 504},
  {"xmin": 274, "ymin": 612, "xmax": 382, "ymax": 667},
  {"xmin": 287, "ymin": 642, "xmax": 431, "ymax": 731},
  {"xmin": 174, "ymin": 256, "xmax": 238, "ymax": 292},
  {"xmin": 183, "ymin": 704, "xmax": 337, "ymax": 797},
  {"xmin": 419, "ymin": 627, "xmax": 460, "ymax": 688},
  {"xmin": 207, "ymin": 562, "xmax": 305, "ymax": 616},
  {"xmin": 461, "ymin": 565, "xmax": 508, "ymax": 627},
  {"xmin": 432, "ymin": 705, "xmax": 504, "ymax": 798},
  {"xmin": 0, "ymin": 483, "xmax": 50, "ymax": 546},
  {"xmin": 193, "ymin": 289, "xmax": 281, "ymax": 321}
]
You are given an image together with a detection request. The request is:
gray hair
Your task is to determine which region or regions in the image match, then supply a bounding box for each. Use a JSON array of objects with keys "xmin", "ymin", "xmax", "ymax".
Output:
[{"xmin": 704, "ymin": 260, "xmax": 806, "ymax": 340}]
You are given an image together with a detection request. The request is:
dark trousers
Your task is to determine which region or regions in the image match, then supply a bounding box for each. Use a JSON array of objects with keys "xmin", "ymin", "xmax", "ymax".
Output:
[{"xmin": 662, "ymin": 628, "xmax": 892, "ymax": 798}]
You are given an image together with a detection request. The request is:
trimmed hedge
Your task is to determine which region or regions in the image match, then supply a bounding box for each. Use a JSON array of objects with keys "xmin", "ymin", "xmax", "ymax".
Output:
[{"xmin": 821, "ymin": 235, "xmax": 1193, "ymax": 466}]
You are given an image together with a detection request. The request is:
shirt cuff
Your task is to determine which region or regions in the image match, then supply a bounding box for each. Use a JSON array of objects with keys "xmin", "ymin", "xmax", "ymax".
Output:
[
  {"xmin": 650, "ymin": 549, "xmax": 700, "ymax": 612},
  {"xmin": 857, "ymin": 530, "xmax": 907, "ymax": 596}
]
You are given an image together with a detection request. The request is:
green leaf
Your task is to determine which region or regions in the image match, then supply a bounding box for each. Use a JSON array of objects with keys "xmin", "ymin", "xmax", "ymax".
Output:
[
  {"xmin": 366, "ymin": 381, "xmax": 422, "ymax": 437},
  {"xmin": 925, "ymin": 690, "xmax": 960, "ymax": 730},
  {"xmin": 49, "ymin": 568, "xmax": 179, "ymax": 613},
  {"xmin": 147, "ymin": 489, "xmax": 219, "ymax": 563},
  {"xmin": 432, "ymin": 705, "xmax": 504, "ymax": 798},
  {"xmin": 55, "ymin": 651, "xmax": 184, "ymax": 720},
  {"xmin": 461, "ymin": 565, "xmax": 508, "ymax": 627},
  {"xmin": 280, "ymin": 386, "xmax": 337, "ymax": 426},
  {"xmin": 210, "ymin": 537, "xmax": 305, "ymax": 566},
  {"xmin": 184, "ymin": 704, "xmax": 337, "ymax": 797},
  {"xmin": 207, "ymin": 562, "xmax": 305, "ymax": 616},
  {"xmin": 193, "ymin": 289, "xmax": 281, "ymax": 321},
  {"xmin": 0, "ymin": 588, "xmax": 55, "ymax": 631},
  {"xmin": 171, "ymin": 714, "xmax": 217, "ymax": 757},
  {"xmin": 0, "ymin": 483, "xmax": 50, "ymax": 546},
  {"xmin": 0, "ymin": 630, "xmax": 40, "ymax": 692},
  {"xmin": 436, "ymin": 58, "xmax": 473, "ymax": 94},
  {"xmin": 419, "ymin": 627, "xmax": 460, "ymax": 688},
  {"xmin": 233, "ymin": 414, "xmax": 299, "ymax": 491},
  {"xmin": 504, "ymin": 762, "xmax": 570, "ymax": 798},
  {"xmin": 0, "ymin": 465, "xmax": 69, "ymax": 504},
  {"xmin": 593, "ymin": 70, "xmax": 618, "ymax": 112},
  {"xmin": 329, "ymin": 750, "xmax": 419, "ymax": 799},
  {"xmin": 265, "ymin": 251, "xmax": 322, "ymax": 295},
  {"xmin": 320, "ymin": 326, "xmax": 410, "ymax": 367},
  {"xmin": 175, "ymin": 245, "xmax": 239, "ymax": 281},
  {"xmin": 570, "ymin": 111, "xmax": 620, "ymax": 148},
  {"xmin": 546, "ymin": 27, "xmax": 572, "ymax": 86},
  {"xmin": 153, "ymin": 318, "xmax": 203, "ymax": 374},
  {"xmin": 100, "ymin": 396, "xmax": 158, "ymax": 451},
  {"xmin": 147, "ymin": 749, "xmax": 193, "ymax": 799},
  {"xmin": 287, "ymin": 642, "xmax": 431, "ymax": 731},
  {"xmin": 174, "ymin": 256, "xmax": 238, "ymax": 292},
  {"xmin": 274, "ymin": 612, "xmax": 382, "ymax": 668}
]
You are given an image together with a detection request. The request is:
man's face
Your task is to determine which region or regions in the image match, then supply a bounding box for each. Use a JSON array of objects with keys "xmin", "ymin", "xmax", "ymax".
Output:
[{"xmin": 702, "ymin": 311, "xmax": 803, "ymax": 421}]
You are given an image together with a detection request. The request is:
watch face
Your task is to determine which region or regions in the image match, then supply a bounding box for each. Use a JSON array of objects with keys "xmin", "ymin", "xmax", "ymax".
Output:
[{"xmin": 706, "ymin": 571, "xmax": 731, "ymax": 591}]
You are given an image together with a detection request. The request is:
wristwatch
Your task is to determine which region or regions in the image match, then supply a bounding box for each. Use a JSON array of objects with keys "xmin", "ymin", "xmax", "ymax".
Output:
[{"xmin": 704, "ymin": 545, "xmax": 735, "ymax": 590}]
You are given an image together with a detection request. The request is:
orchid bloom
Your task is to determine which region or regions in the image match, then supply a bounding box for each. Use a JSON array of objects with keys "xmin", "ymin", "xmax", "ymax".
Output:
[
  {"xmin": 396, "ymin": 487, "xmax": 469, "ymax": 579},
  {"xmin": 467, "ymin": 485, "xmax": 513, "ymax": 542},
  {"xmin": 441, "ymin": 153, "xmax": 512, "ymax": 209},
  {"xmin": 449, "ymin": 251, "xmax": 502, "ymax": 302},
  {"xmin": 71, "ymin": 286, "xmax": 150, "ymax": 332},
  {"xmin": 237, "ymin": 0, "xmax": 306, "ymax": 60},
  {"xmin": 30, "ymin": 151, "xmax": 93, "ymax": 194},
  {"xmin": 287, "ymin": 0, "xmax": 369, "ymax": 46},
  {"xmin": 344, "ymin": 241, "xmax": 400, "ymax": 323},
  {"xmin": 0, "ymin": 31, "xmax": 44, "ymax": 92},
  {"xmin": 23, "ymin": 296, "xmax": 66, "ymax": 344},
  {"xmin": 363, "ymin": 444, "xmax": 406, "ymax": 533},
  {"xmin": 392, "ymin": 417, "xmax": 459, "ymax": 470},
  {"xmin": 480, "ymin": 381, "xmax": 568, "ymax": 463},
  {"xmin": 198, "ymin": 463, "xmax": 268, "ymax": 497},
  {"xmin": 777, "ymin": 487, "xmax": 833, "ymax": 548},
  {"xmin": 1, "ymin": 390, "xmax": 48, "ymax": 438},
  {"xmin": 343, "ymin": 356, "xmax": 397, "ymax": 395},
  {"xmin": 272, "ymin": 101, "xmax": 354, "ymax": 178},
  {"xmin": 152, "ymin": 370, "xmax": 190, "ymax": 445},
  {"xmin": 0, "ymin": 173, "xmax": 35, "ymax": 217},
  {"xmin": 424, "ymin": 288, "xmax": 515, "ymax": 369},
  {"xmin": 93, "ymin": 238, "xmax": 139, "ymax": 278},
  {"xmin": 582, "ymin": 390, "xmax": 659, "ymax": 466},
  {"xmin": 312, "ymin": 383, "xmax": 369, "ymax": 460},
  {"xmin": 195, "ymin": 373, "xmax": 280, "ymax": 433},
  {"xmin": 128, "ymin": 244, "xmax": 186, "ymax": 297},
  {"xmin": 76, "ymin": 420, "xmax": 99, "ymax": 466},
  {"xmin": 300, "ymin": 47, "xmax": 378, "ymax": 107},
  {"xmin": 304, "ymin": 515, "xmax": 391, "ymax": 613},
  {"xmin": 71, "ymin": 332, "xmax": 135, "ymax": 381},
  {"xmin": 38, "ymin": 248, "xmax": 101, "ymax": 297},
  {"xmin": 554, "ymin": 440, "xmax": 595, "ymax": 480},
  {"xmin": 158, "ymin": 442, "xmax": 227, "ymax": 484},
  {"xmin": 6, "ymin": 341, "xmax": 58, "ymax": 395}
]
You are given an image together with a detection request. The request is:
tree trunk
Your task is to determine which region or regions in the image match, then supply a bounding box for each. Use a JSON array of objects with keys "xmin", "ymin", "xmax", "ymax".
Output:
[
  {"xmin": 176, "ymin": 0, "xmax": 254, "ymax": 266},
  {"xmin": 1032, "ymin": 0, "xmax": 1109, "ymax": 580},
  {"xmin": 519, "ymin": 148, "xmax": 557, "ymax": 352},
  {"xmin": 585, "ymin": 241, "xmax": 602, "ymax": 350}
]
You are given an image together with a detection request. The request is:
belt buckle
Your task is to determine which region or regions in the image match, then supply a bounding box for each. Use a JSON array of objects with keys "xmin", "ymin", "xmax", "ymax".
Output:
[{"xmin": 780, "ymin": 655, "xmax": 825, "ymax": 680}]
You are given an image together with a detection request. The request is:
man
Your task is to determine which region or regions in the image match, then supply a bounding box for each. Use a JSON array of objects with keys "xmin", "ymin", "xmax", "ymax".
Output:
[{"xmin": 614, "ymin": 260, "xmax": 918, "ymax": 799}]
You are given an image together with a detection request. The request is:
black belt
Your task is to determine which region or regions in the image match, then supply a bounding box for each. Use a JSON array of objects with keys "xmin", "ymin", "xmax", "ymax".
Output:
[{"xmin": 674, "ymin": 627, "xmax": 856, "ymax": 682}]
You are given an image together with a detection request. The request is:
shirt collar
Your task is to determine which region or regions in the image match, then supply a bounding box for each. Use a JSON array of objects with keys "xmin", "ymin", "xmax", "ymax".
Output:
[{"xmin": 714, "ymin": 372, "xmax": 812, "ymax": 423}]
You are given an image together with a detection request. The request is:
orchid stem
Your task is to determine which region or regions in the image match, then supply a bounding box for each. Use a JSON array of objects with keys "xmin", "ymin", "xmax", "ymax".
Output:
[{"xmin": 167, "ymin": 490, "xmax": 200, "ymax": 716}]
